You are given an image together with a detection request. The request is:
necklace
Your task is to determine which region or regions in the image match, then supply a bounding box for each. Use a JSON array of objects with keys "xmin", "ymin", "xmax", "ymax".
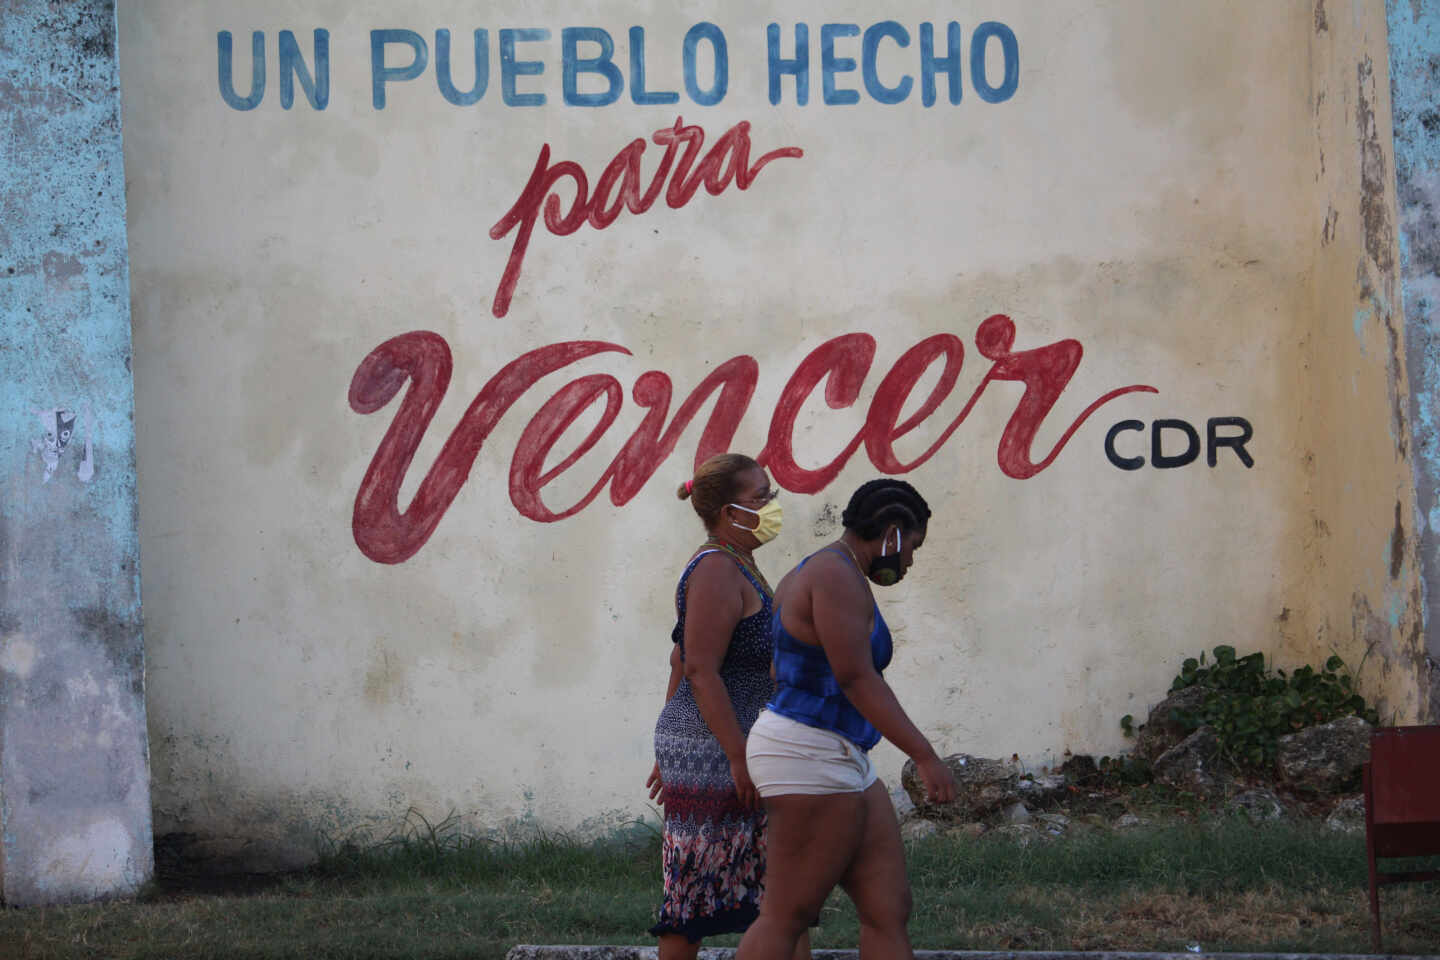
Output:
[
  {"xmin": 704, "ymin": 538, "xmax": 773, "ymax": 597},
  {"xmin": 837, "ymin": 539, "xmax": 864, "ymax": 572}
]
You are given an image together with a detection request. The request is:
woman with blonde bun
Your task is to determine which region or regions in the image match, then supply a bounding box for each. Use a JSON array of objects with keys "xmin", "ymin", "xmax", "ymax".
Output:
[{"xmin": 646, "ymin": 453, "xmax": 804, "ymax": 960}]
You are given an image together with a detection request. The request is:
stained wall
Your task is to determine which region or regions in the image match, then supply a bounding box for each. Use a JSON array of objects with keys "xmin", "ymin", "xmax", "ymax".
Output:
[
  {"xmin": 0, "ymin": 0, "xmax": 153, "ymax": 904},
  {"xmin": 1389, "ymin": 0, "xmax": 1440, "ymax": 720},
  {"xmin": 115, "ymin": 0, "xmax": 1429, "ymax": 868}
]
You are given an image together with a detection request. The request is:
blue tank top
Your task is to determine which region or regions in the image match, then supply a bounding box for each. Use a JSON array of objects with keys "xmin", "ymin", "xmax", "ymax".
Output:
[{"xmin": 766, "ymin": 547, "xmax": 893, "ymax": 751}]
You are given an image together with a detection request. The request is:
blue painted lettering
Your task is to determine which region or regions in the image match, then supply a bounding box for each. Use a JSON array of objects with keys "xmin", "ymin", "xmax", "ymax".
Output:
[
  {"xmin": 820, "ymin": 24, "xmax": 860, "ymax": 106},
  {"xmin": 371, "ymin": 29, "xmax": 428, "ymax": 109},
  {"xmin": 562, "ymin": 27, "xmax": 623, "ymax": 106},
  {"xmin": 220, "ymin": 21, "xmax": 1017, "ymax": 112},
  {"xmin": 278, "ymin": 29, "xmax": 329, "ymax": 110},
  {"xmin": 217, "ymin": 31, "xmax": 265, "ymax": 111},
  {"xmin": 767, "ymin": 23, "xmax": 810, "ymax": 105},
  {"xmin": 682, "ymin": 23, "xmax": 728, "ymax": 106},
  {"xmin": 970, "ymin": 22, "xmax": 1019, "ymax": 103},
  {"xmin": 435, "ymin": 29, "xmax": 488, "ymax": 105},
  {"xmin": 500, "ymin": 28, "xmax": 550, "ymax": 106},
  {"xmin": 919, "ymin": 22, "xmax": 962, "ymax": 107},
  {"xmin": 862, "ymin": 22, "xmax": 912, "ymax": 104},
  {"xmin": 629, "ymin": 27, "xmax": 679, "ymax": 105}
]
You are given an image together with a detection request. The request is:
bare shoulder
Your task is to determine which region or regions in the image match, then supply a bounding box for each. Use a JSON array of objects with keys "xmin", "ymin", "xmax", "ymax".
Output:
[
  {"xmin": 687, "ymin": 550, "xmax": 745, "ymax": 587},
  {"xmin": 808, "ymin": 549, "xmax": 871, "ymax": 612},
  {"xmin": 772, "ymin": 563, "xmax": 802, "ymax": 604},
  {"xmin": 777, "ymin": 548, "xmax": 865, "ymax": 609}
]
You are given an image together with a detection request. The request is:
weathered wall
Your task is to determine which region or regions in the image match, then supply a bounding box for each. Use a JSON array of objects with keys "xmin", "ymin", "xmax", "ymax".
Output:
[
  {"xmin": 1389, "ymin": 0, "xmax": 1440, "ymax": 719},
  {"xmin": 116, "ymin": 0, "xmax": 1429, "ymax": 869},
  {"xmin": 1287, "ymin": 0, "xmax": 1431, "ymax": 726},
  {"xmin": 0, "ymin": 0, "xmax": 153, "ymax": 904}
]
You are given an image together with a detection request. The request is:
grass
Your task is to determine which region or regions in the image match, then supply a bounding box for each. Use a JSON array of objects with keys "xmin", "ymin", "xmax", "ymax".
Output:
[{"xmin": 3, "ymin": 812, "xmax": 1438, "ymax": 960}]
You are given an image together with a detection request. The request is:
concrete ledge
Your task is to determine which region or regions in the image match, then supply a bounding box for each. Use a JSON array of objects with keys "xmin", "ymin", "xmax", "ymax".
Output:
[{"xmin": 507, "ymin": 948, "xmax": 1440, "ymax": 960}]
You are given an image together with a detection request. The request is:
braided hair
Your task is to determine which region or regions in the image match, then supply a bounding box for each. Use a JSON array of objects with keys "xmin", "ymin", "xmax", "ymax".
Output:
[{"xmin": 841, "ymin": 478, "xmax": 931, "ymax": 540}]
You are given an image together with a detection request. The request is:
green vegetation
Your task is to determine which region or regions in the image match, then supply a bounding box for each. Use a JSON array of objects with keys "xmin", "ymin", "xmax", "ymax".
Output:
[
  {"xmin": 4, "ymin": 815, "xmax": 1437, "ymax": 959},
  {"xmin": 1121, "ymin": 645, "xmax": 1380, "ymax": 771}
]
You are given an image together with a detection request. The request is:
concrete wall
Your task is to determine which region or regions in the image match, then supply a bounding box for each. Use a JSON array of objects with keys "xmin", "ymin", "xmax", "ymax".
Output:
[
  {"xmin": 1389, "ymin": 0, "xmax": 1440, "ymax": 719},
  {"xmin": 1292, "ymin": 0, "xmax": 1430, "ymax": 727},
  {"xmin": 0, "ymin": 0, "xmax": 153, "ymax": 904},
  {"xmin": 115, "ymin": 0, "xmax": 1431, "ymax": 869}
]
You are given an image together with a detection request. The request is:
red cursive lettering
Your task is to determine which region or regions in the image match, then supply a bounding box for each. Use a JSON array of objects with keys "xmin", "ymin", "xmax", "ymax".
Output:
[
  {"xmin": 756, "ymin": 316, "xmax": 1159, "ymax": 491},
  {"xmin": 974, "ymin": 313, "xmax": 1157, "ymax": 478},
  {"xmin": 758, "ymin": 334, "xmax": 876, "ymax": 492},
  {"xmin": 348, "ymin": 332, "xmax": 628, "ymax": 564},
  {"xmin": 489, "ymin": 117, "xmax": 804, "ymax": 318},
  {"xmin": 349, "ymin": 320, "xmax": 1158, "ymax": 563},
  {"xmin": 508, "ymin": 357, "xmax": 759, "ymax": 522},
  {"xmin": 864, "ymin": 334, "xmax": 966, "ymax": 473}
]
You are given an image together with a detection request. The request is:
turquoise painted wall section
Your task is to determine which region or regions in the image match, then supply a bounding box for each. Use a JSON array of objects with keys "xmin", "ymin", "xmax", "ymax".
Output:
[
  {"xmin": 0, "ymin": 0, "xmax": 153, "ymax": 904},
  {"xmin": 1389, "ymin": 0, "xmax": 1440, "ymax": 718}
]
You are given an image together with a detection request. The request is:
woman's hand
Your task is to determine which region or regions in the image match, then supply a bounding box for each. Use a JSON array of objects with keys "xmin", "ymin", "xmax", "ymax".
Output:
[
  {"xmin": 914, "ymin": 753, "xmax": 957, "ymax": 805},
  {"xmin": 646, "ymin": 761, "xmax": 665, "ymax": 805},
  {"xmin": 729, "ymin": 755, "xmax": 761, "ymax": 810}
]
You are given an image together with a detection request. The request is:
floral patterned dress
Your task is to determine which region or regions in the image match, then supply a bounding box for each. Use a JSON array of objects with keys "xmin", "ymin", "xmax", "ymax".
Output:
[{"xmin": 650, "ymin": 550, "xmax": 774, "ymax": 941}]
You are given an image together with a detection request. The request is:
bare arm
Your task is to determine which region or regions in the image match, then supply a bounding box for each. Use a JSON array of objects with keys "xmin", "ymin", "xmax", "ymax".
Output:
[
  {"xmin": 681, "ymin": 554, "xmax": 750, "ymax": 763},
  {"xmin": 812, "ymin": 576, "xmax": 933, "ymax": 760},
  {"xmin": 812, "ymin": 568, "xmax": 956, "ymax": 802},
  {"xmin": 679, "ymin": 554, "xmax": 762, "ymax": 808}
]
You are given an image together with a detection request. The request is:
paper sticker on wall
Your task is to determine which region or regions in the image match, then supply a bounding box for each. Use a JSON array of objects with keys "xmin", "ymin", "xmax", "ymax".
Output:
[{"xmin": 31, "ymin": 406, "xmax": 94, "ymax": 484}]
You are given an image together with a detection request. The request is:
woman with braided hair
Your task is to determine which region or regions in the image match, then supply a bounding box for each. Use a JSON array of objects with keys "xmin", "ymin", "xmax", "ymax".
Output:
[
  {"xmin": 737, "ymin": 478, "xmax": 958, "ymax": 960},
  {"xmin": 646, "ymin": 453, "xmax": 809, "ymax": 960}
]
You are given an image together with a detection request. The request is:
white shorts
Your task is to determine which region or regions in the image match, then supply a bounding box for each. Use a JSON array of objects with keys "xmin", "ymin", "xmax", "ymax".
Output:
[{"xmin": 746, "ymin": 709, "xmax": 878, "ymax": 797}]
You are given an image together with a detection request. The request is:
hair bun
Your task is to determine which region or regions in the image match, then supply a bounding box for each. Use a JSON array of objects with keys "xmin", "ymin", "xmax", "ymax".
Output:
[{"xmin": 677, "ymin": 481, "xmax": 692, "ymax": 501}]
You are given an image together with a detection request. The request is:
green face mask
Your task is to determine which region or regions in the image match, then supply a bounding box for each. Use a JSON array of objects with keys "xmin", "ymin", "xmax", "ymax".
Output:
[
  {"xmin": 869, "ymin": 528, "xmax": 905, "ymax": 586},
  {"xmin": 729, "ymin": 499, "xmax": 783, "ymax": 544}
]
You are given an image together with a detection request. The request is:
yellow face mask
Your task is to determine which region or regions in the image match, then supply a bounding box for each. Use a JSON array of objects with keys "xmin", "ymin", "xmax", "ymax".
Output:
[{"xmin": 729, "ymin": 499, "xmax": 783, "ymax": 544}]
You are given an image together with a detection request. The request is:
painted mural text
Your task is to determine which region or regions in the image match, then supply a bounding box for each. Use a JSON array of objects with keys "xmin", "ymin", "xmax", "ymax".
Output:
[
  {"xmin": 348, "ymin": 316, "xmax": 1158, "ymax": 564},
  {"xmin": 216, "ymin": 22, "xmax": 1019, "ymax": 111},
  {"xmin": 490, "ymin": 116, "xmax": 802, "ymax": 318},
  {"xmin": 1104, "ymin": 418, "xmax": 1255, "ymax": 470}
]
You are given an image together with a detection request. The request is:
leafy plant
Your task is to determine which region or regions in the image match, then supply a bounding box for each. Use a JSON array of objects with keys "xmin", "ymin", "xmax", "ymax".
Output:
[{"xmin": 1161, "ymin": 645, "xmax": 1379, "ymax": 771}]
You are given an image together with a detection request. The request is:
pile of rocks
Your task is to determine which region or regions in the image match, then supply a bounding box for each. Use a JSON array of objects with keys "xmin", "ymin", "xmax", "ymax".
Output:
[
  {"xmin": 891, "ymin": 754, "xmax": 1069, "ymax": 845},
  {"xmin": 891, "ymin": 691, "xmax": 1375, "ymax": 841},
  {"xmin": 893, "ymin": 752, "xmax": 1076, "ymax": 844},
  {"xmin": 1134, "ymin": 685, "xmax": 1372, "ymax": 799}
]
